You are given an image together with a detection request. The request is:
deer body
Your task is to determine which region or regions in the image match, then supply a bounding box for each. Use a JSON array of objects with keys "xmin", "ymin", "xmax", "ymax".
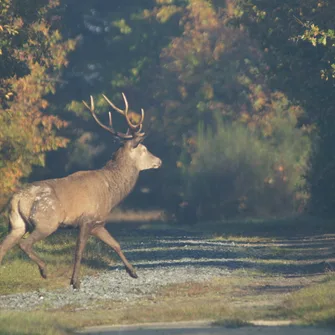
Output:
[
  {"xmin": 0, "ymin": 93, "xmax": 161, "ymax": 289},
  {"xmin": 18, "ymin": 148, "xmax": 142, "ymax": 228}
]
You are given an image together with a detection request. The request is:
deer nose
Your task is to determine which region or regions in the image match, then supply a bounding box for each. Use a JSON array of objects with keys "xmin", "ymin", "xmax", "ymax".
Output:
[{"xmin": 155, "ymin": 159, "xmax": 162, "ymax": 168}]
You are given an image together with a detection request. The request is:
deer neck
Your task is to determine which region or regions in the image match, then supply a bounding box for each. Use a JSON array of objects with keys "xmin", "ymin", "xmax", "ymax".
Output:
[{"xmin": 102, "ymin": 152, "xmax": 140, "ymax": 207}]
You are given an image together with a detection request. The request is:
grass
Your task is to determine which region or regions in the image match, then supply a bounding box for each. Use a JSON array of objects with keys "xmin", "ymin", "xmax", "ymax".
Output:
[
  {"xmin": 0, "ymin": 213, "xmax": 335, "ymax": 334},
  {"xmin": 0, "ymin": 275, "xmax": 274, "ymax": 334},
  {"xmin": 282, "ymin": 273, "xmax": 335, "ymax": 326},
  {"xmin": 0, "ymin": 229, "xmax": 117, "ymax": 294},
  {"xmin": 0, "ymin": 311, "xmax": 74, "ymax": 335},
  {"xmin": 2, "ymin": 272, "xmax": 329, "ymax": 335}
]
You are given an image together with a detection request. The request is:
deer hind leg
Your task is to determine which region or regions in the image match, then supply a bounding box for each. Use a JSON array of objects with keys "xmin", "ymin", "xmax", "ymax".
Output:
[
  {"xmin": 0, "ymin": 209, "xmax": 26, "ymax": 265},
  {"xmin": 91, "ymin": 226, "xmax": 138, "ymax": 279},
  {"xmin": 19, "ymin": 224, "xmax": 58, "ymax": 279}
]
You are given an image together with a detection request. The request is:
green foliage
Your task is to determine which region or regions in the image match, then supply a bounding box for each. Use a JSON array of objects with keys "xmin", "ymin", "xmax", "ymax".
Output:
[
  {"xmin": 295, "ymin": 22, "xmax": 335, "ymax": 80},
  {"xmin": 181, "ymin": 110, "xmax": 310, "ymax": 220},
  {"xmin": 147, "ymin": 0, "xmax": 312, "ymax": 218},
  {"xmin": 40, "ymin": 1, "xmax": 182, "ymax": 184},
  {"xmin": 234, "ymin": 0, "xmax": 335, "ymax": 218},
  {"xmin": 1, "ymin": 0, "xmax": 333, "ymax": 221}
]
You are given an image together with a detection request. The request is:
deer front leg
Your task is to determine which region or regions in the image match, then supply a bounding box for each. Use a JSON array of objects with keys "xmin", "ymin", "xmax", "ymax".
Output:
[
  {"xmin": 71, "ymin": 223, "xmax": 91, "ymax": 289},
  {"xmin": 91, "ymin": 226, "xmax": 138, "ymax": 279}
]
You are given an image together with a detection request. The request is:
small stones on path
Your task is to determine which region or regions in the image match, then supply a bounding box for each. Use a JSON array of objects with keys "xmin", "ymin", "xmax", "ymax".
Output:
[{"xmin": 0, "ymin": 230, "xmax": 231, "ymax": 310}]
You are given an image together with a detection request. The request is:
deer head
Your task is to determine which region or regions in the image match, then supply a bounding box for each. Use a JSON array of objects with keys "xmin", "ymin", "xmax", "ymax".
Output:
[{"xmin": 82, "ymin": 93, "xmax": 162, "ymax": 171}]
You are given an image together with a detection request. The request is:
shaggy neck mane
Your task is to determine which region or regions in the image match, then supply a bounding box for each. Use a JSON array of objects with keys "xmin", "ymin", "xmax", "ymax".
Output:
[{"xmin": 102, "ymin": 147, "xmax": 140, "ymax": 203}]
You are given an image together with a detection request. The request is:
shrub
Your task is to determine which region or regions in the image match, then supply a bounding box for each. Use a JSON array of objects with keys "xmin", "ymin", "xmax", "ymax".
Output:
[{"xmin": 180, "ymin": 115, "xmax": 310, "ymax": 221}]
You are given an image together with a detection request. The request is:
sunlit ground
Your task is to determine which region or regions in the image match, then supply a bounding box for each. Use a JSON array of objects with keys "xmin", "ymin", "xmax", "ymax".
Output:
[{"xmin": 0, "ymin": 213, "xmax": 334, "ymax": 334}]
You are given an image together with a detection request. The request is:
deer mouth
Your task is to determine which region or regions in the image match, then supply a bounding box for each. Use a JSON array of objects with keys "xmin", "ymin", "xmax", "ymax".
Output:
[{"xmin": 153, "ymin": 159, "xmax": 162, "ymax": 169}]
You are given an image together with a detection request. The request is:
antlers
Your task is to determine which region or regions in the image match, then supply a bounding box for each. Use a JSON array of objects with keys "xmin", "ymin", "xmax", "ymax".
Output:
[{"xmin": 82, "ymin": 93, "xmax": 145, "ymax": 139}]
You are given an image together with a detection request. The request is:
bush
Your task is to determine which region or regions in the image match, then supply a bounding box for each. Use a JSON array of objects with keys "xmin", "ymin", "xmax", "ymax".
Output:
[{"xmin": 180, "ymin": 116, "xmax": 310, "ymax": 221}]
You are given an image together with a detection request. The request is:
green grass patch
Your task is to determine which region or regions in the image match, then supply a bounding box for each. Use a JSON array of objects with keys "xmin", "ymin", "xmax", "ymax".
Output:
[
  {"xmin": 1, "ymin": 273, "xmax": 334, "ymax": 333},
  {"xmin": 282, "ymin": 273, "xmax": 335, "ymax": 326},
  {"xmin": 0, "ymin": 230, "xmax": 117, "ymax": 294},
  {"xmin": 0, "ymin": 299, "xmax": 242, "ymax": 334},
  {"xmin": 0, "ymin": 311, "xmax": 74, "ymax": 335},
  {"xmin": 0, "ymin": 275, "xmax": 287, "ymax": 334},
  {"xmin": 1, "ymin": 214, "xmax": 335, "ymax": 332}
]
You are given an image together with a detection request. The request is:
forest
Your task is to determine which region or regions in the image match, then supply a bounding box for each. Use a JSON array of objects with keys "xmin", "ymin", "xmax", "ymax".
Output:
[{"xmin": 1, "ymin": 0, "xmax": 335, "ymax": 223}]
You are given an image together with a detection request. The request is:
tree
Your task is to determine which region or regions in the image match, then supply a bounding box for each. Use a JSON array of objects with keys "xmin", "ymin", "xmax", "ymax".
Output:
[
  {"xmin": 0, "ymin": 0, "xmax": 75, "ymax": 207},
  {"xmin": 235, "ymin": 0, "xmax": 335, "ymax": 217},
  {"xmin": 147, "ymin": 0, "xmax": 310, "ymax": 218},
  {"xmin": 38, "ymin": 0, "xmax": 183, "ymax": 209}
]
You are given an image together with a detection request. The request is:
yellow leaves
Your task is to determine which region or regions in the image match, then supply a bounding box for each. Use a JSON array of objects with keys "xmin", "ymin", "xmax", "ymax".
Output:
[
  {"xmin": 253, "ymin": 96, "xmax": 266, "ymax": 111},
  {"xmin": 213, "ymin": 42, "xmax": 225, "ymax": 60},
  {"xmin": 0, "ymin": 0, "xmax": 74, "ymax": 204},
  {"xmin": 67, "ymin": 100, "xmax": 87, "ymax": 117},
  {"xmin": 142, "ymin": 9, "xmax": 151, "ymax": 19},
  {"xmin": 156, "ymin": 5, "xmax": 181, "ymax": 23},
  {"xmin": 0, "ymin": 1, "xmax": 72, "ymax": 205},
  {"xmin": 4, "ymin": 91, "xmax": 13, "ymax": 99},
  {"xmin": 179, "ymin": 85, "xmax": 188, "ymax": 99},
  {"xmin": 127, "ymin": 111, "xmax": 142, "ymax": 124},
  {"xmin": 40, "ymin": 99, "xmax": 48, "ymax": 109},
  {"xmin": 226, "ymin": 0, "xmax": 235, "ymax": 17},
  {"xmin": 176, "ymin": 161, "xmax": 183, "ymax": 168},
  {"xmin": 131, "ymin": 67, "xmax": 139, "ymax": 76},
  {"xmin": 52, "ymin": 29, "xmax": 61, "ymax": 42},
  {"xmin": 32, "ymin": 21, "xmax": 50, "ymax": 37},
  {"xmin": 112, "ymin": 19, "xmax": 132, "ymax": 34},
  {"xmin": 201, "ymin": 82, "xmax": 214, "ymax": 100},
  {"xmin": 12, "ymin": 17, "xmax": 23, "ymax": 30},
  {"xmin": 182, "ymin": 0, "xmax": 219, "ymax": 37},
  {"xmin": 240, "ymin": 112, "xmax": 250, "ymax": 123},
  {"xmin": 0, "ymin": 161, "xmax": 25, "ymax": 195},
  {"xmin": 156, "ymin": 0, "xmax": 174, "ymax": 4}
]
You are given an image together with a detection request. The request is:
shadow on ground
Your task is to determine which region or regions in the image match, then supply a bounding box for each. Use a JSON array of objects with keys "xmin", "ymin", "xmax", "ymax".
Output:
[
  {"xmin": 80, "ymin": 324, "xmax": 335, "ymax": 335},
  {"xmin": 100, "ymin": 217, "xmax": 335, "ymax": 278},
  {"xmin": 8, "ymin": 215, "xmax": 332, "ymax": 288}
]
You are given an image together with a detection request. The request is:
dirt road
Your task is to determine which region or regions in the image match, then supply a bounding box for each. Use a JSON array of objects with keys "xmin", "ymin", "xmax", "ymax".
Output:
[{"xmin": 79, "ymin": 321, "xmax": 334, "ymax": 335}]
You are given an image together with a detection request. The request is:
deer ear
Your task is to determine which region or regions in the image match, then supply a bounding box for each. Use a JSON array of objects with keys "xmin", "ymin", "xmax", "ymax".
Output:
[{"xmin": 131, "ymin": 135, "xmax": 145, "ymax": 148}]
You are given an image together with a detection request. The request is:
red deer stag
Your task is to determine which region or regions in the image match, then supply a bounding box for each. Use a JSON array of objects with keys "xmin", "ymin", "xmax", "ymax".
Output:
[{"xmin": 0, "ymin": 93, "xmax": 162, "ymax": 289}]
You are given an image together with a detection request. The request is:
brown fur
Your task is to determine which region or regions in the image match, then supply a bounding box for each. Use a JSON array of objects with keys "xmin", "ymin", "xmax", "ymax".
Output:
[{"xmin": 0, "ymin": 140, "xmax": 161, "ymax": 289}]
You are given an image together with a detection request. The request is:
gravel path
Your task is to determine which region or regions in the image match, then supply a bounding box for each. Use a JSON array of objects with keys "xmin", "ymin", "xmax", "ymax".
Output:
[{"xmin": 0, "ymin": 228, "xmax": 233, "ymax": 310}]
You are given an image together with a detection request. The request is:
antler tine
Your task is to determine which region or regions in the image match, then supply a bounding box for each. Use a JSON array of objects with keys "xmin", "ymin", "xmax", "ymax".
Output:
[
  {"xmin": 132, "ymin": 109, "xmax": 145, "ymax": 136},
  {"xmin": 102, "ymin": 92, "xmax": 145, "ymax": 137},
  {"xmin": 102, "ymin": 94, "xmax": 125, "ymax": 116},
  {"xmin": 82, "ymin": 95, "xmax": 133, "ymax": 139},
  {"xmin": 122, "ymin": 92, "xmax": 144, "ymax": 131},
  {"xmin": 121, "ymin": 92, "xmax": 129, "ymax": 114},
  {"xmin": 139, "ymin": 108, "xmax": 145, "ymax": 124},
  {"xmin": 85, "ymin": 93, "xmax": 146, "ymax": 139},
  {"xmin": 108, "ymin": 112, "xmax": 112, "ymax": 127}
]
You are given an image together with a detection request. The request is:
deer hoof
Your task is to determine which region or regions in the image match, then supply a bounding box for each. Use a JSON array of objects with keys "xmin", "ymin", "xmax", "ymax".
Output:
[
  {"xmin": 39, "ymin": 267, "xmax": 47, "ymax": 279},
  {"xmin": 126, "ymin": 267, "xmax": 138, "ymax": 279},
  {"xmin": 70, "ymin": 279, "xmax": 81, "ymax": 290}
]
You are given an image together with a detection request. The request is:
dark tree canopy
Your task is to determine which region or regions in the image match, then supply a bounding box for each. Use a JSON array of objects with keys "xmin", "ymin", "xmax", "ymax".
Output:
[{"xmin": 1, "ymin": 0, "xmax": 335, "ymax": 220}]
